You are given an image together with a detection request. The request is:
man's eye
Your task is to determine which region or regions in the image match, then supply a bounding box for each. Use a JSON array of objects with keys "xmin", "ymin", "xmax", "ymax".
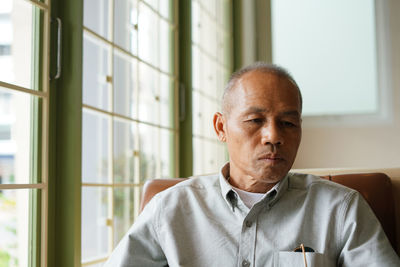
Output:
[
  {"xmin": 282, "ymin": 121, "xmax": 296, "ymax": 127},
  {"xmin": 248, "ymin": 118, "xmax": 263, "ymax": 123}
]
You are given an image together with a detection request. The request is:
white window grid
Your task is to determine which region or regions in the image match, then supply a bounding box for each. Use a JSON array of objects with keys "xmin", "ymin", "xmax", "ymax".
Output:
[
  {"xmin": 81, "ymin": 0, "xmax": 178, "ymax": 265},
  {"xmin": 191, "ymin": 0, "xmax": 232, "ymax": 175}
]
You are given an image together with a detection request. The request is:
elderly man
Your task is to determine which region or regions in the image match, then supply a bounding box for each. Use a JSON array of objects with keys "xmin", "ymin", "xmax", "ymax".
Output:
[{"xmin": 105, "ymin": 63, "xmax": 399, "ymax": 266}]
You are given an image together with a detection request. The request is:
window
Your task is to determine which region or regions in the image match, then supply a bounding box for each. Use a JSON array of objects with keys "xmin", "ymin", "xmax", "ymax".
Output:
[
  {"xmin": 271, "ymin": 0, "xmax": 380, "ymax": 118},
  {"xmin": 191, "ymin": 0, "xmax": 232, "ymax": 175},
  {"xmin": 81, "ymin": 0, "xmax": 177, "ymax": 265},
  {"xmin": 0, "ymin": 0, "xmax": 50, "ymax": 266},
  {"xmin": 1, "ymin": 0, "xmax": 235, "ymax": 265}
]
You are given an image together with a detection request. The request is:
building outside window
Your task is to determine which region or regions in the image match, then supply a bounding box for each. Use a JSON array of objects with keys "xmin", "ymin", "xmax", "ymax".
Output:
[{"xmin": 0, "ymin": 0, "xmax": 50, "ymax": 266}]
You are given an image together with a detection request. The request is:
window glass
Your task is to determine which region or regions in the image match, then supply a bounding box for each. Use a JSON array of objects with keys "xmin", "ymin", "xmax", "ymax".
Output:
[
  {"xmin": 0, "ymin": 189, "xmax": 35, "ymax": 267},
  {"xmin": 138, "ymin": 123, "xmax": 159, "ymax": 182},
  {"xmin": 113, "ymin": 187, "xmax": 137, "ymax": 246},
  {"xmin": 0, "ymin": 0, "xmax": 41, "ymax": 91},
  {"xmin": 82, "ymin": 109, "xmax": 111, "ymax": 184},
  {"xmin": 0, "ymin": 88, "xmax": 40, "ymax": 185},
  {"xmin": 191, "ymin": 0, "xmax": 232, "ymax": 175},
  {"xmin": 114, "ymin": 0, "xmax": 138, "ymax": 54},
  {"xmin": 138, "ymin": 63, "xmax": 159, "ymax": 124},
  {"xmin": 0, "ymin": 0, "xmax": 49, "ymax": 266},
  {"xmin": 81, "ymin": 187, "xmax": 110, "ymax": 262},
  {"xmin": 159, "ymin": 73, "xmax": 175, "ymax": 128},
  {"xmin": 138, "ymin": 2, "xmax": 159, "ymax": 67},
  {"xmin": 83, "ymin": 32, "xmax": 112, "ymax": 111},
  {"xmin": 82, "ymin": 0, "xmax": 177, "ymax": 264},
  {"xmin": 113, "ymin": 50, "xmax": 137, "ymax": 119},
  {"xmin": 113, "ymin": 119, "xmax": 135, "ymax": 184},
  {"xmin": 84, "ymin": 0, "xmax": 111, "ymax": 40},
  {"xmin": 160, "ymin": 128, "xmax": 174, "ymax": 177}
]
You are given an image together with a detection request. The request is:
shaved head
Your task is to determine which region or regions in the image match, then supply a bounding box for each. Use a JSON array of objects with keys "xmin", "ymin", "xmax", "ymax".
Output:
[{"xmin": 222, "ymin": 62, "xmax": 302, "ymax": 115}]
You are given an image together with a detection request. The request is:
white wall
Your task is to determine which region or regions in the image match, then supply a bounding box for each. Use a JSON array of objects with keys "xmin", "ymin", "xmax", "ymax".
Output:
[
  {"xmin": 239, "ymin": 0, "xmax": 400, "ymax": 169},
  {"xmin": 293, "ymin": 0, "xmax": 400, "ymax": 169}
]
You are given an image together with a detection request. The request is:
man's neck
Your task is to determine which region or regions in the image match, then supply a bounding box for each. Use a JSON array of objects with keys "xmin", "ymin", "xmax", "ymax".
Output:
[{"xmin": 227, "ymin": 175, "xmax": 277, "ymax": 193}]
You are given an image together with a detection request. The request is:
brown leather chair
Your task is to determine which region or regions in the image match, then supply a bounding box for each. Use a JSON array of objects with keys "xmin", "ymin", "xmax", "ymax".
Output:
[{"xmin": 140, "ymin": 173, "xmax": 397, "ymax": 251}]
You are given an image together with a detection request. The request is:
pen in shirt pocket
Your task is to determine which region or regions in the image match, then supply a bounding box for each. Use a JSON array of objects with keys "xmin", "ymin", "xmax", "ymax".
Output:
[{"xmin": 293, "ymin": 244, "xmax": 315, "ymax": 267}]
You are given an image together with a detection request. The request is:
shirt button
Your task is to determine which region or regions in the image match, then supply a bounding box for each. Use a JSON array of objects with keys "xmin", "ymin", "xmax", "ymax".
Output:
[
  {"xmin": 242, "ymin": 260, "xmax": 250, "ymax": 267},
  {"xmin": 245, "ymin": 220, "xmax": 252, "ymax": 227}
]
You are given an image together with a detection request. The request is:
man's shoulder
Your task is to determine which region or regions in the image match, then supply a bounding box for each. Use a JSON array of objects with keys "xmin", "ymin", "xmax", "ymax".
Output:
[
  {"xmin": 155, "ymin": 173, "xmax": 220, "ymax": 199},
  {"xmin": 146, "ymin": 173, "xmax": 222, "ymax": 216},
  {"xmin": 288, "ymin": 172, "xmax": 357, "ymax": 195}
]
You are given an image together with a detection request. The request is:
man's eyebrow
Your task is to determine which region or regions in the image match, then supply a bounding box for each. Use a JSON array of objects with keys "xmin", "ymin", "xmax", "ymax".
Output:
[
  {"xmin": 243, "ymin": 108, "xmax": 300, "ymax": 117},
  {"xmin": 280, "ymin": 110, "xmax": 301, "ymax": 117}
]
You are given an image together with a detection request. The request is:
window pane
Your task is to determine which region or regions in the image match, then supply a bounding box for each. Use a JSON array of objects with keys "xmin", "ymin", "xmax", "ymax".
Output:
[
  {"xmin": 0, "ymin": 87, "xmax": 40, "ymax": 184},
  {"xmin": 160, "ymin": 129, "xmax": 173, "ymax": 178},
  {"xmin": 0, "ymin": 189, "xmax": 36, "ymax": 267},
  {"xmin": 192, "ymin": 90, "xmax": 203, "ymax": 136},
  {"xmin": 81, "ymin": 187, "xmax": 110, "ymax": 261},
  {"xmin": 138, "ymin": 3, "xmax": 159, "ymax": 66},
  {"xmin": 114, "ymin": 0, "xmax": 138, "ymax": 55},
  {"xmin": 204, "ymin": 140, "xmax": 222, "ymax": 173},
  {"xmin": 193, "ymin": 138, "xmax": 225, "ymax": 176},
  {"xmin": 202, "ymin": 57, "xmax": 217, "ymax": 98},
  {"xmin": 192, "ymin": 91, "xmax": 215, "ymax": 139},
  {"xmin": 271, "ymin": 0, "xmax": 378, "ymax": 115},
  {"xmin": 139, "ymin": 124, "xmax": 159, "ymax": 182},
  {"xmin": 191, "ymin": 1, "xmax": 200, "ymax": 44},
  {"xmin": 143, "ymin": 0, "xmax": 159, "ymax": 11},
  {"xmin": 159, "ymin": 0, "xmax": 173, "ymax": 20},
  {"xmin": 113, "ymin": 119, "xmax": 135, "ymax": 184},
  {"xmin": 82, "ymin": 0, "xmax": 176, "ymax": 263},
  {"xmin": 84, "ymin": 0, "xmax": 111, "ymax": 40},
  {"xmin": 113, "ymin": 187, "xmax": 137, "ymax": 246},
  {"xmin": 138, "ymin": 63, "xmax": 159, "ymax": 125},
  {"xmin": 82, "ymin": 109, "xmax": 110, "ymax": 184},
  {"xmin": 113, "ymin": 50, "xmax": 137, "ymax": 119},
  {"xmin": 159, "ymin": 19, "xmax": 173, "ymax": 73},
  {"xmin": 192, "ymin": 45, "xmax": 201, "ymax": 90},
  {"xmin": 83, "ymin": 32, "xmax": 111, "ymax": 111},
  {"xmin": 0, "ymin": 0, "xmax": 42, "ymax": 91},
  {"xmin": 191, "ymin": 0, "xmax": 232, "ymax": 175},
  {"xmin": 159, "ymin": 74, "xmax": 174, "ymax": 128}
]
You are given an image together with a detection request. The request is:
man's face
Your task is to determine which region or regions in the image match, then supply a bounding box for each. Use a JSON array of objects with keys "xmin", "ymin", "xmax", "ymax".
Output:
[{"xmin": 218, "ymin": 70, "xmax": 302, "ymax": 186}]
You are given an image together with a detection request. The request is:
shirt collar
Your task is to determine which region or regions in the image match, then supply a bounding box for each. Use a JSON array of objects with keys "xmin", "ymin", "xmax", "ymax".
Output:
[{"xmin": 218, "ymin": 162, "xmax": 290, "ymax": 208}]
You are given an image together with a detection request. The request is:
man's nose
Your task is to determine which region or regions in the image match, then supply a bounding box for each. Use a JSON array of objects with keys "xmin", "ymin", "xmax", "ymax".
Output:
[{"xmin": 261, "ymin": 122, "xmax": 283, "ymax": 146}]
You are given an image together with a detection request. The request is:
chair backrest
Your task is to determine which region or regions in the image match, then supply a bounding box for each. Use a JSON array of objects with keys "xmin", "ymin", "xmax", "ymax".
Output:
[{"xmin": 140, "ymin": 173, "xmax": 396, "ymax": 251}]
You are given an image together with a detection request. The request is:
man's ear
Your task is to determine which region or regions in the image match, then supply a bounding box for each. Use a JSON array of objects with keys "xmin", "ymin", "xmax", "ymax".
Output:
[{"xmin": 213, "ymin": 112, "xmax": 226, "ymax": 142}]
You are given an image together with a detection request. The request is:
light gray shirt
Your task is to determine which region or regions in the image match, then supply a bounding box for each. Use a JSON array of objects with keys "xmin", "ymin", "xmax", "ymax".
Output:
[{"xmin": 105, "ymin": 163, "xmax": 400, "ymax": 267}]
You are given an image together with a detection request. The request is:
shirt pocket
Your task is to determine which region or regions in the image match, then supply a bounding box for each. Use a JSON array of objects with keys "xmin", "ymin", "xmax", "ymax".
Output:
[{"xmin": 274, "ymin": 251, "xmax": 327, "ymax": 267}]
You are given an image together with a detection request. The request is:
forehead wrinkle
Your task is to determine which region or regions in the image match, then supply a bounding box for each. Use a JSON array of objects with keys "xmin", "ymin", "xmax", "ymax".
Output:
[
  {"xmin": 242, "ymin": 108, "xmax": 301, "ymax": 118},
  {"xmin": 281, "ymin": 110, "xmax": 301, "ymax": 117},
  {"xmin": 241, "ymin": 107, "xmax": 268, "ymax": 116}
]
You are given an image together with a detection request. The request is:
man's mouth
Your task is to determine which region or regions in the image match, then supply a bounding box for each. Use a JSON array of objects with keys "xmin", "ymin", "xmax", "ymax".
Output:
[{"xmin": 258, "ymin": 154, "xmax": 284, "ymax": 162}]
